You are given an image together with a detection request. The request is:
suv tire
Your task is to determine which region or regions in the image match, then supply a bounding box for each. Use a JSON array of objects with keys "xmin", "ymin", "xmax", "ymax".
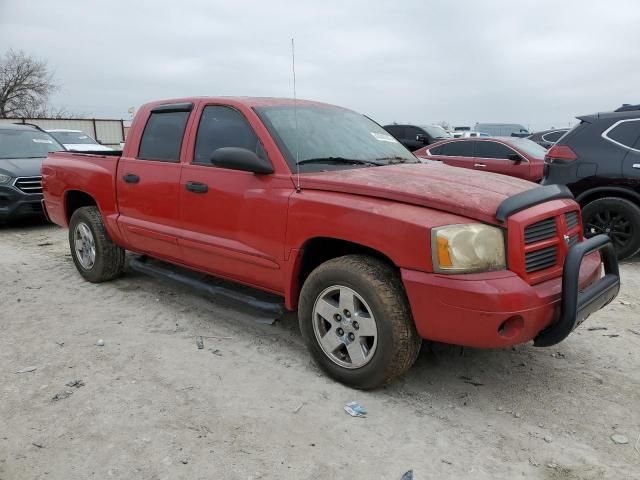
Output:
[
  {"xmin": 298, "ymin": 255, "xmax": 421, "ymax": 389},
  {"xmin": 582, "ymin": 197, "xmax": 640, "ymax": 260},
  {"xmin": 69, "ymin": 206, "xmax": 125, "ymax": 282}
]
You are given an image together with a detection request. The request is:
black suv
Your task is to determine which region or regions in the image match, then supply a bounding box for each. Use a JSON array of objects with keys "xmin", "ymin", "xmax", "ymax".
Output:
[
  {"xmin": 383, "ymin": 124, "xmax": 451, "ymax": 151},
  {"xmin": 542, "ymin": 105, "xmax": 640, "ymax": 259},
  {"xmin": 0, "ymin": 124, "xmax": 65, "ymax": 223}
]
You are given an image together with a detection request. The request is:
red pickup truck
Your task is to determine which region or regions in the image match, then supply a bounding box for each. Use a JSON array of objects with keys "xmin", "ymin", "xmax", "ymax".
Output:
[{"xmin": 41, "ymin": 97, "xmax": 620, "ymax": 389}]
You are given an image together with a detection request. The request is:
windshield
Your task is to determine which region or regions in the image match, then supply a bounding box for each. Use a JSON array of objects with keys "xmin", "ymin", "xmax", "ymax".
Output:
[
  {"xmin": 507, "ymin": 137, "xmax": 548, "ymax": 159},
  {"xmin": 255, "ymin": 105, "xmax": 418, "ymax": 172},
  {"xmin": 48, "ymin": 131, "xmax": 99, "ymax": 145},
  {"xmin": 419, "ymin": 125, "xmax": 451, "ymax": 139},
  {"xmin": 0, "ymin": 129, "xmax": 65, "ymax": 159}
]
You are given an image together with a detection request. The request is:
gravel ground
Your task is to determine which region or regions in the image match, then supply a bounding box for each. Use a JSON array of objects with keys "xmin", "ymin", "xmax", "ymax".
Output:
[{"xmin": 1, "ymin": 220, "xmax": 639, "ymax": 480}]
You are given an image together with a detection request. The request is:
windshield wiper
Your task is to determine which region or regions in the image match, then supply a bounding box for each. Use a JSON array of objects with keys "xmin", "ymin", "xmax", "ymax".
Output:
[{"xmin": 297, "ymin": 157, "xmax": 384, "ymax": 166}]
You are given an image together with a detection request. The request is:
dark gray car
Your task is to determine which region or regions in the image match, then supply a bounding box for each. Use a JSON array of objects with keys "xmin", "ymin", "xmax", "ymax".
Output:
[{"xmin": 0, "ymin": 124, "xmax": 64, "ymax": 222}]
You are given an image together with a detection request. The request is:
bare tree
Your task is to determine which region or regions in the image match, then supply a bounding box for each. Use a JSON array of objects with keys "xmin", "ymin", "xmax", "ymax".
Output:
[
  {"xmin": 437, "ymin": 120, "xmax": 451, "ymax": 131},
  {"xmin": 0, "ymin": 49, "xmax": 58, "ymax": 118}
]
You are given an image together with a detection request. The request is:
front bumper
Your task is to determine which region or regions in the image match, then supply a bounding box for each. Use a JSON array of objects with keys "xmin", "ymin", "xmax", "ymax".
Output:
[
  {"xmin": 0, "ymin": 183, "xmax": 44, "ymax": 220},
  {"xmin": 402, "ymin": 236, "xmax": 619, "ymax": 348}
]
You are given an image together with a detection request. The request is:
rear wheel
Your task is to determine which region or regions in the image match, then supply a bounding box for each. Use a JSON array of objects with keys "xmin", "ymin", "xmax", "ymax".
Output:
[
  {"xmin": 582, "ymin": 197, "xmax": 640, "ymax": 260},
  {"xmin": 298, "ymin": 255, "xmax": 421, "ymax": 389},
  {"xmin": 69, "ymin": 206, "xmax": 125, "ymax": 282}
]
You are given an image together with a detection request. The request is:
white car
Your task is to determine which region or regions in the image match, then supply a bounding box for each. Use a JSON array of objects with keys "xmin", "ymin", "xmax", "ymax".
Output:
[{"xmin": 46, "ymin": 129, "xmax": 112, "ymax": 152}]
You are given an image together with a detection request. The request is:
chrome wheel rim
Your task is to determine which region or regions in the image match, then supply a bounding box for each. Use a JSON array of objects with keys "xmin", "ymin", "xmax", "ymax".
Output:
[
  {"xmin": 312, "ymin": 285, "xmax": 378, "ymax": 369},
  {"xmin": 74, "ymin": 222, "xmax": 96, "ymax": 270}
]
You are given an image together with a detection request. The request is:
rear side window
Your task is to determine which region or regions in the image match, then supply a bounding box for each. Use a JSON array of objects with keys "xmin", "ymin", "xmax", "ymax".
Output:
[
  {"xmin": 138, "ymin": 111, "xmax": 190, "ymax": 161},
  {"xmin": 475, "ymin": 141, "xmax": 516, "ymax": 159},
  {"xmin": 193, "ymin": 106, "xmax": 264, "ymax": 165},
  {"xmin": 542, "ymin": 130, "xmax": 565, "ymax": 143},
  {"xmin": 439, "ymin": 141, "xmax": 473, "ymax": 156},
  {"xmin": 603, "ymin": 119, "xmax": 640, "ymax": 149}
]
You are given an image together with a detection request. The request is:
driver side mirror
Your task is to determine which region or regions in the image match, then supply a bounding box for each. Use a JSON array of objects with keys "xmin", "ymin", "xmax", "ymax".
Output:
[
  {"xmin": 210, "ymin": 147, "xmax": 274, "ymax": 174},
  {"xmin": 416, "ymin": 133, "xmax": 428, "ymax": 144},
  {"xmin": 508, "ymin": 153, "xmax": 523, "ymax": 163}
]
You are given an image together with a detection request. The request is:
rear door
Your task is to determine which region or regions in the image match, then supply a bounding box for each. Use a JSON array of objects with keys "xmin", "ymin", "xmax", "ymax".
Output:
[
  {"xmin": 429, "ymin": 140, "xmax": 475, "ymax": 169},
  {"xmin": 472, "ymin": 140, "xmax": 532, "ymax": 179},
  {"xmin": 177, "ymin": 104, "xmax": 290, "ymax": 292},
  {"xmin": 116, "ymin": 104, "xmax": 192, "ymax": 261}
]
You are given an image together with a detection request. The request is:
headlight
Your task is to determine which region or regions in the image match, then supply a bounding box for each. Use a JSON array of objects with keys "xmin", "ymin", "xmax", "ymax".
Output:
[
  {"xmin": 0, "ymin": 174, "xmax": 11, "ymax": 184},
  {"xmin": 432, "ymin": 224, "xmax": 506, "ymax": 273}
]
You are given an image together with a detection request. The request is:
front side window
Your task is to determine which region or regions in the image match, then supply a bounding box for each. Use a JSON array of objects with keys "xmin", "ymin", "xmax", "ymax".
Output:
[
  {"xmin": 0, "ymin": 129, "xmax": 64, "ymax": 159},
  {"xmin": 194, "ymin": 106, "xmax": 264, "ymax": 165},
  {"xmin": 138, "ymin": 111, "xmax": 190, "ymax": 161},
  {"xmin": 475, "ymin": 141, "xmax": 517, "ymax": 159},
  {"xmin": 439, "ymin": 141, "xmax": 473, "ymax": 157},
  {"xmin": 255, "ymin": 105, "xmax": 417, "ymax": 172},
  {"xmin": 405, "ymin": 126, "xmax": 423, "ymax": 139},
  {"xmin": 604, "ymin": 119, "xmax": 640, "ymax": 149}
]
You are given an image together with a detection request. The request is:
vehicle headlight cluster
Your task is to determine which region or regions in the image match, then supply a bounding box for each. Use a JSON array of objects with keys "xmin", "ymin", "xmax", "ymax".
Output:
[
  {"xmin": 0, "ymin": 174, "xmax": 11, "ymax": 184},
  {"xmin": 432, "ymin": 224, "xmax": 506, "ymax": 273}
]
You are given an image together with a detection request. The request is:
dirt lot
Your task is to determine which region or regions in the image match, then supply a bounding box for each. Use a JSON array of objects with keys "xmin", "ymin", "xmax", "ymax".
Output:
[{"xmin": 1, "ymin": 221, "xmax": 639, "ymax": 480}]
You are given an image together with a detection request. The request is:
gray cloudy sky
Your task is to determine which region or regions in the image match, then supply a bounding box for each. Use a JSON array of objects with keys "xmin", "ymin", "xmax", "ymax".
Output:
[{"xmin": 1, "ymin": 0, "xmax": 639, "ymax": 130}]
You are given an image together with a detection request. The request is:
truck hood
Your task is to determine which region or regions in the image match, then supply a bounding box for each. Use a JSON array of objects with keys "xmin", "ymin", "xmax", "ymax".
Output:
[
  {"xmin": 0, "ymin": 157, "xmax": 45, "ymax": 178},
  {"xmin": 298, "ymin": 163, "xmax": 537, "ymax": 224}
]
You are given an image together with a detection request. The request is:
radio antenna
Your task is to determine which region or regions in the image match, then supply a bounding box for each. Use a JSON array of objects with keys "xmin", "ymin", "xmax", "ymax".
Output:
[{"xmin": 292, "ymin": 38, "xmax": 301, "ymax": 193}]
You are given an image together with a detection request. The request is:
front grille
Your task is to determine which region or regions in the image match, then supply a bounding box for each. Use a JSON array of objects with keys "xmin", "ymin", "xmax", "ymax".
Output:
[
  {"xmin": 14, "ymin": 176, "xmax": 43, "ymax": 194},
  {"xmin": 565, "ymin": 211, "xmax": 579, "ymax": 229},
  {"xmin": 525, "ymin": 245, "xmax": 558, "ymax": 272},
  {"xmin": 524, "ymin": 217, "xmax": 557, "ymax": 244},
  {"xmin": 567, "ymin": 233, "xmax": 579, "ymax": 247}
]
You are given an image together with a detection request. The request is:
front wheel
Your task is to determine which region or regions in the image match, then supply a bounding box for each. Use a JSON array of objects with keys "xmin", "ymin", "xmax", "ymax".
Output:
[
  {"xmin": 298, "ymin": 255, "xmax": 421, "ymax": 389},
  {"xmin": 582, "ymin": 197, "xmax": 640, "ymax": 260},
  {"xmin": 69, "ymin": 206, "xmax": 125, "ymax": 282}
]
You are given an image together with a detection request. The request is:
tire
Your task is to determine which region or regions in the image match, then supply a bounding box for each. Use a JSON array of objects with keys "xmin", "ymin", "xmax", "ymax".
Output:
[
  {"xmin": 298, "ymin": 255, "xmax": 422, "ymax": 389},
  {"xmin": 582, "ymin": 197, "xmax": 640, "ymax": 260},
  {"xmin": 68, "ymin": 206, "xmax": 125, "ymax": 282}
]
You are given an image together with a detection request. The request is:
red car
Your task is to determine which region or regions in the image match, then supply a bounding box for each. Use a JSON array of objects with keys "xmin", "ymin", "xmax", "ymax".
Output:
[
  {"xmin": 415, "ymin": 137, "xmax": 548, "ymax": 182},
  {"xmin": 41, "ymin": 97, "xmax": 619, "ymax": 389}
]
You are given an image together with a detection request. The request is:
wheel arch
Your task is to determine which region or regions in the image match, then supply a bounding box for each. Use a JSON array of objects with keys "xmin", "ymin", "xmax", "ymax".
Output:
[
  {"xmin": 285, "ymin": 236, "xmax": 398, "ymax": 310},
  {"xmin": 576, "ymin": 186, "xmax": 640, "ymax": 208},
  {"xmin": 64, "ymin": 190, "xmax": 98, "ymax": 223}
]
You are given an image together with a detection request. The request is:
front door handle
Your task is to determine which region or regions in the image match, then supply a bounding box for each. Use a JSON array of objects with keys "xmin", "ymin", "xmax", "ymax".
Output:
[
  {"xmin": 185, "ymin": 181, "xmax": 208, "ymax": 194},
  {"xmin": 474, "ymin": 163, "xmax": 487, "ymax": 168},
  {"xmin": 123, "ymin": 173, "xmax": 140, "ymax": 183}
]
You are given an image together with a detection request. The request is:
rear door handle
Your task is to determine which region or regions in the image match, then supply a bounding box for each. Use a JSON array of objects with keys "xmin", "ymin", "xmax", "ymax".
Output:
[
  {"xmin": 474, "ymin": 163, "xmax": 486, "ymax": 168},
  {"xmin": 185, "ymin": 181, "xmax": 208, "ymax": 193},
  {"xmin": 123, "ymin": 173, "xmax": 140, "ymax": 183}
]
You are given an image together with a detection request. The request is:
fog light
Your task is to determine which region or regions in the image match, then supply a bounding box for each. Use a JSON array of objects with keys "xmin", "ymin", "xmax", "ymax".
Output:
[{"xmin": 498, "ymin": 316, "xmax": 524, "ymax": 339}]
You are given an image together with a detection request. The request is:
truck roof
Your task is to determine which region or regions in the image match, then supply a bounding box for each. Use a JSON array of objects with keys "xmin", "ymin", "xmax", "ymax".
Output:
[
  {"xmin": 0, "ymin": 123, "xmax": 40, "ymax": 131},
  {"xmin": 142, "ymin": 96, "xmax": 337, "ymax": 109}
]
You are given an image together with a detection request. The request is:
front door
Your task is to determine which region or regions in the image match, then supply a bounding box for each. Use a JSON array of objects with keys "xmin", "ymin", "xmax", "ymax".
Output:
[
  {"xmin": 470, "ymin": 140, "xmax": 531, "ymax": 180},
  {"xmin": 116, "ymin": 106, "xmax": 191, "ymax": 262},
  {"xmin": 178, "ymin": 104, "xmax": 290, "ymax": 292}
]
